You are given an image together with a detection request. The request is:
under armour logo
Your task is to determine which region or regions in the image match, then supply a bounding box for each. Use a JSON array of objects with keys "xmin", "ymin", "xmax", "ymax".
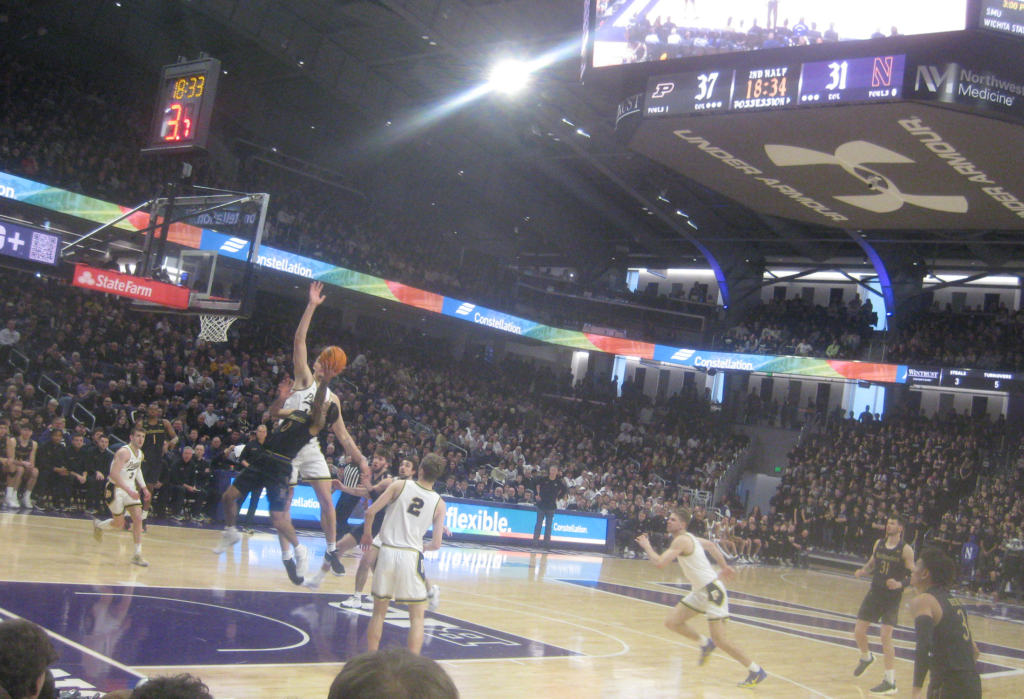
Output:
[
  {"xmin": 765, "ymin": 140, "xmax": 968, "ymax": 214},
  {"xmin": 651, "ymin": 83, "xmax": 675, "ymax": 98},
  {"xmin": 77, "ymin": 270, "xmax": 96, "ymax": 286}
]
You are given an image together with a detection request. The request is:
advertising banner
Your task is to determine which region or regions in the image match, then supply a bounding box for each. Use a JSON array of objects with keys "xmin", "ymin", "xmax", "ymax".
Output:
[
  {"xmin": 442, "ymin": 498, "xmax": 613, "ymax": 551},
  {"xmin": 72, "ymin": 264, "xmax": 191, "ymax": 309},
  {"xmin": 242, "ymin": 485, "xmax": 613, "ymax": 552},
  {"xmin": 4, "ymin": 171, "xmax": 908, "ymax": 384},
  {"xmin": 0, "ymin": 221, "xmax": 61, "ymax": 266}
]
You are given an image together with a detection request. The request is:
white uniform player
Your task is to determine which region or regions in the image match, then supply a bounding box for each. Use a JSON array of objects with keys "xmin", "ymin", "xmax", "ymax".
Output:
[
  {"xmin": 281, "ymin": 380, "xmax": 332, "ymax": 485},
  {"xmin": 636, "ymin": 508, "xmax": 767, "ymax": 688},
  {"xmin": 372, "ymin": 480, "xmax": 442, "ymax": 603},
  {"xmin": 94, "ymin": 426, "xmax": 152, "ymax": 567},
  {"xmin": 677, "ymin": 531, "xmax": 730, "ymax": 621},
  {"xmin": 105, "ymin": 445, "xmax": 145, "ymax": 516},
  {"xmin": 360, "ymin": 453, "xmax": 447, "ymax": 655}
]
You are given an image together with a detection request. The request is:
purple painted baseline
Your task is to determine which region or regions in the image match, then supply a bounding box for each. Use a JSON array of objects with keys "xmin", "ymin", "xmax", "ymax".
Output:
[
  {"xmin": 0, "ymin": 608, "xmax": 143, "ymax": 695},
  {"xmin": 660, "ymin": 581, "xmax": 1024, "ymax": 626},
  {"xmin": 560, "ymin": 580, "xmax": 1023, "ymax": 673},
  {"xmin": 0, "ymin": 582, "xmax": 578, "ymax": 669},
  {"xmin": 655, "ymin": 581, "xmax": 1024, "ymax": 661}
]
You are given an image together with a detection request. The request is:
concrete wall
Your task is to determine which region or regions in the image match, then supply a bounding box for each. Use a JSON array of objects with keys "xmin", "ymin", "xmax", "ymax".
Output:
[{"xmin": 912, "ymin": 388, "xmax": 1008, "ymax": 419}]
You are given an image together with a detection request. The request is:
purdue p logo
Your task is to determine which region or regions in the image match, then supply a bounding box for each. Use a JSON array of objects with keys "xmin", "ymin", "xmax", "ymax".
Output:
[
  {"xmin": 651, "ymin": 83, "xmax": 675, "ymax": 98},
  {"xmin": 765, "ymin": 140, "xmax": 968, "ymax": 214}
]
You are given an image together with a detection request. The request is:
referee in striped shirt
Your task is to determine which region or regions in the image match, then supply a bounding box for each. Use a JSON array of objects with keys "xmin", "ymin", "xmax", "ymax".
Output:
[{"xmin": 333, "ymin": 448, "xmax": 383, "ymax": 538}]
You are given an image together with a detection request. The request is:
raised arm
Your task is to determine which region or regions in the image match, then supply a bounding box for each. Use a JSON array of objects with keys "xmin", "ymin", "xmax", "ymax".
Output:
[
  {"xmin": 329, "ymin": 393, "xmax": 368, "ymax": 475},
  {"xmin": 293, "ymin": 282, "xmax": 326, "ymax": 389},
  {"xmin": 307, "ymin": 370, "xmax": 335, "ymax": 435},
  {"xmin": 269, "ymin": 377, "xmax": 294, "ymax": 419}
]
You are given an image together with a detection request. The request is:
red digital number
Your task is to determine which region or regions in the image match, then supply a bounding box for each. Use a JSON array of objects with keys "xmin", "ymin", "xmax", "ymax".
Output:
[
  {"xmin": 164, "ymin": 103, "xmax": 183, "ymax": 141},
  {"xmin": 163, "ymin": 103, "xmax": 193, "ymax": 141}
]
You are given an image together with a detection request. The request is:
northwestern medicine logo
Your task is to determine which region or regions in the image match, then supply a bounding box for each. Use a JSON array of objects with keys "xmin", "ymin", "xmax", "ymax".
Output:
[
  {"xmin": 765, "ymin": 141, "xmax": 969, "ymax": 214},
  {"xmin": 915, "ymin": 64, "xmax": 1021, "ymax": 107}
]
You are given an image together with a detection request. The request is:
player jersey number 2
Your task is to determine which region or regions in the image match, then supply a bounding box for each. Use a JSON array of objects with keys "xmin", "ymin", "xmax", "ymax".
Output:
[{"xmin": 407, "ymin": 497, "xmax": 425, "ymax": 517}]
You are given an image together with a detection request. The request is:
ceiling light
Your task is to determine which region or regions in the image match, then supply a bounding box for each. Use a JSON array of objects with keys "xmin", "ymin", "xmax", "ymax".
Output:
[{"xmin": 489, "ymin": 60, "xmax": 531, "ymax": 93}]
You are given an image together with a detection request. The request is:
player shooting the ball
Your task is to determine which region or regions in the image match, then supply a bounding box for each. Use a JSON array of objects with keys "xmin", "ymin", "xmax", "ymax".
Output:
[{"xmin": 215, "ymin": 282, "xmax": 368, "ymax": 585}]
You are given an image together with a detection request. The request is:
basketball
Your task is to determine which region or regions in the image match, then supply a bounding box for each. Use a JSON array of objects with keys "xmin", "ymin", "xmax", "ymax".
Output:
[{"xmin": 317, "ymin": 345, "xmax": 347, "ymax": 373}]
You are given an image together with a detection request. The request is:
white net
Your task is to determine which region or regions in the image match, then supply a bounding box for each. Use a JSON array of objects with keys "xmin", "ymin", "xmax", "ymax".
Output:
[{"xmin": 197, "ymin": 314, "xmax": 238, "ymax": 343}]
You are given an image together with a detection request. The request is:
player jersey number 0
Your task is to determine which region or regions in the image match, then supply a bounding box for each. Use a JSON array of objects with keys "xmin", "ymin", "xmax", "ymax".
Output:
[{"xmin": 380, "ymin": 481, "xmax": 441, "ymax": 551}]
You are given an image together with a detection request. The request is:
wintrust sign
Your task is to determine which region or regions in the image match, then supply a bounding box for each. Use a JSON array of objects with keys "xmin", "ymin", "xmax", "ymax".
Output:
[{"xmin": 72, "ymin": 265, "xmax": 191, "ymax": 309}]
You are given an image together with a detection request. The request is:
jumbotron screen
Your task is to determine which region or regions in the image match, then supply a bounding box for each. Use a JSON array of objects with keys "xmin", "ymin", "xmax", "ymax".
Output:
[
  {"xmin": 980, "ymin": 0, "xmax": 1024, "ymax": 36},
  {"xmin": 590, "ymin": 0, "xmax": 968, "ymax": 68}
]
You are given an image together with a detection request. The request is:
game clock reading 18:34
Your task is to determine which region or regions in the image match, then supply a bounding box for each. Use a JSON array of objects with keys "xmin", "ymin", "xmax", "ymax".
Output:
[
  {"xmin": 731, "ymin": 65, "xmax": 797, "ymax": 110},
  {"xmin": 144, "ymin": 57, "xmax": 221, "ymax": 155}
]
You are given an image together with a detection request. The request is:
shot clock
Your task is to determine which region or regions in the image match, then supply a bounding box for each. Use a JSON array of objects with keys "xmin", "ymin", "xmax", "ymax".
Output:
[{"xmin": 144, "ymin": 57, "xmax": 221, "ymax": 155}]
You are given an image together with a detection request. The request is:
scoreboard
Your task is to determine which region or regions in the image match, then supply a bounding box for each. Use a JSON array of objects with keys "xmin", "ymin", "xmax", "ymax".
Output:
[
  {"xmin": 939, "ymin": 368, "xmax": 1024, "ymax": 392},
  {"xmin": 144, "ymin": 57, "xmax": 221, "ymax": 154},
  {"xmin": 980, "ymin": 0, "xmax": 1024, "ymax": 37},
  {"xmin": 645, "ymin": 54, "xmax": 905, "ymax": 117}
]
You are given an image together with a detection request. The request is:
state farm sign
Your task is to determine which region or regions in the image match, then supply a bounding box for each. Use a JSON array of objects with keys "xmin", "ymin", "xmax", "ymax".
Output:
[{"xmin": 72, "ymin": 265, "xmax": 190, "ymax": 309}]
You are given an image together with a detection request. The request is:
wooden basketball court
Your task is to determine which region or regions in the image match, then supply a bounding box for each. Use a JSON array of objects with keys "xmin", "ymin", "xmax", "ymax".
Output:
[{"xmin": 2, "ymin": 512, "xmax": 1022, "ymax": 699}]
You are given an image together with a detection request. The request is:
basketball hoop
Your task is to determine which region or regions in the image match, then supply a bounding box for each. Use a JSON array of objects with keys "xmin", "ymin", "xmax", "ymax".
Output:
[{"xmin": 197, "ymin": 314, "xmax": 238, "ymax": 343}]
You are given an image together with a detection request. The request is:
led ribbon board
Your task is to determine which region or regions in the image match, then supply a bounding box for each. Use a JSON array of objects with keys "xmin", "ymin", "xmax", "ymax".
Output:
[{"xmin": 0, "ymin": 170, "xmax": 905, "ymax": 384}]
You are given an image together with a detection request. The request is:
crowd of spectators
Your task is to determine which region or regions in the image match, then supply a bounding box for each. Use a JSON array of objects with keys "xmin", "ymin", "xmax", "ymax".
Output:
[
  {"xmin": 610, "ymin": 7, "xmax": 902, "ymax": 63},
  {"xmin": 0, "ymin": 52, "xmax": 498, "ymax": 312},
  {"xmin": 759, "ymin": 409, "xmax": 1024, "ymax": 599},
  {"xmin": 0, "ymin": 51, "xmax": 711, "ymax": 350},
  {"xmin": 0, "ymin": 269, "xmax": 745, "ymax": 553},
  {"xmin": 885, "ymin": 304, "xmax": 1024, "ymax": 371},
  {"xmin": 718, "ymin": 294, "xmax": 876, "ymax": 360}
]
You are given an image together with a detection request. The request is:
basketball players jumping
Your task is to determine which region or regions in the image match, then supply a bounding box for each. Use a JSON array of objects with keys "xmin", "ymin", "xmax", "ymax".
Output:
[
  {"xmin": 216, "ymin": 363, "xmax": 341, "ymax": 582},
  {"xmin": 361, "ymin": 453, "xmax": 447, "ymax": 655},
  {"xmin": 853, "ymin": 514, "xmax": 916, "ymax": 695},
  {"xmin": 93, "ymin": 426, "xmax": 151, "ymax": 566},
  {"xmin": 213, "ymin": 282, "xmax": 368, "ymax": 581},
  {"xmin": 909, "ymin": 548, "xmax": 982, "ymax": 699},
  {"xmin": 636, "ymin": 508, "xmax": 768, "ymax": 688}
]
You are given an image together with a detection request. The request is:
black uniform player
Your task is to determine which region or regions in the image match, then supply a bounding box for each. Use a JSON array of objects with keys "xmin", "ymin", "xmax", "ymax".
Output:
[
  {"xmin": 853, "ymin": 514, "xmax": 916, "ymax": 695},
  {"xmin": 138, "ymin": 403, "xmax": 177, "ymax": 518},
  {"xmin": 305, "ymin": 447, "xmax": 392, "ymax": 593},
  {"xmin": 214, "ymin": 365, "xmax": 339, "ymax": 584},
  {"xmin": 910, "ymin": 548, "xmax": 982, "ymax": 699}
]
